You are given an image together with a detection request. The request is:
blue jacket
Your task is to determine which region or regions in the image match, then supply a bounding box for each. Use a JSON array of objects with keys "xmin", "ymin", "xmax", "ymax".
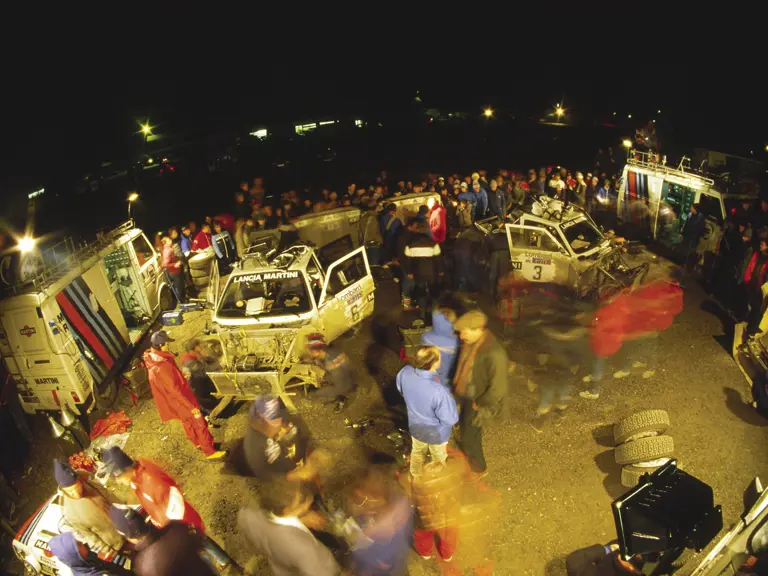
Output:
[
  {"xmin": 474, "ymin": 187, "xmax": 488, "ymax": 218},
  {"xmin": 180, "ymin": 233, "xmax": 192, "ymax": 254},
  {"xmin": 379, "ymin": 211, "xmax": 402, "ymax": 252},
  {"xmin": 396, "ymin": 366, "xmax": 458, "ymax": 444},
  {"xmin": 49, "ymin": 532, "xmax": 121, "ymax": 576},
  {"xmin": 420, "ymin": 311, "xmax": 458, "ymax": 386},
  {"xmin": 489, "ymin": 188, "xmax": 506, "ymax": 219},
  {"xmin": 212, "ymin": 231, "xmax": 236, "ymax": 259}
]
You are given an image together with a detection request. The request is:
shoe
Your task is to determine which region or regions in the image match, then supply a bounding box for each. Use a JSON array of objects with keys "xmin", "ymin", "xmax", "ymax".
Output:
[
  {"xmin": 205, "ymin": 450, "xmax": 228, "ymax": 461},
  {"xmin": 613, "ymin": 370, "xmax": 631, "ymax": 379},
  {"xmin": 582, "ymin": 374, "xmax": 599, "ymax": 383},
  {"xmin": 642, "ymin": 370, "xmax": 656, "ymax": 379},
  {"xmin": 579, "ymin": 390, "xmax": 600, "ymax": 400},
  {"xmin": 419, "ymin": 554, "xmax": 433, "ymax": 560},
  {"xmin": 631, "ymin": 361, "xmax": 647, "ymax": 369},
  {"xmin": 467, "ymin": 470, "xmax": 488, "ymax": 482},
  {"xmin": 442, "ymin": 555, "xmax": 454, "ymax": 562},
  {"xmin": 553, "ymin": 409, "xmax": 566, "ymax": 426},
  {"xmin": 530, "ymin": 415, "xmax": 547, "ymax": 433},
  {"xmin": 333, "ymin": 398, "xmax": 348, "ymax": 414},
  {"xmin": 536, "ymin": 405, "xmax": 552, "ymax": 416}
]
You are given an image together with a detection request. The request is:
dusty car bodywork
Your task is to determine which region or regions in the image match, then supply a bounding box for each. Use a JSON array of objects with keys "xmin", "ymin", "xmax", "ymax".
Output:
[
  {"xmin": 494, "ymin": 197, "xmax": 648, "ymax": 298},
  {"xmin": 204, "ymin": 241, "xmax": 375, "ymax": 412}
]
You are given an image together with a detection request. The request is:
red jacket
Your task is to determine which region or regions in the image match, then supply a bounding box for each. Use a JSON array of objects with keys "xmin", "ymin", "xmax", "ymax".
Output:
[
  {"xmin": 591, "ymin": 282, "xmax": 683, "ymax": 359},
  {"xmin": 429, "ymin": 205, "xmax": 447, "ymax": 244},
  {"xmin": 213, "ymin": 213, "xmax": 235, "ymax": 234},
  {"xmin": 143, "ymin": 348, "xmax": 201, "ymax": 422},
  {"xmin": 191, "ymin": 231, "xmax": 212, "ymax": 251},
  {"xmin": 131, "ymin": 459, "xmax": 205, "ymax": 532},
  {"xmin": 744, "ymin": 251, "xmax": 768, "ymax": 288},
  {"xmin": 161, "ymin": 245, "xmax": 181, "ymax": 275}
]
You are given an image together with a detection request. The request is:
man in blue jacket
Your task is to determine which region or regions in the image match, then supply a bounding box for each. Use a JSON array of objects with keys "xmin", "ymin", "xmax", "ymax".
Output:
[
  {"xmin": 457, "ymin": 182, "xmax": 477, "ymax": 220},
  {"xmin": 420, "ymin": 306, "xmax": 459, "ymax": 388},
  {"xmin": 472, "ymin": 180, "xmax": 488, "ymax": 220},
  {"xmin": 378, "ymin": 203, "xmax": 403, "ymax": 265},
  {"xmin": 396, "ymin": 346, "xmax": 459, "ymax": 476},
  {"xmin": 488, "ymin": 179, "xmax": 506, "ymax": 220},
  {"xmin": 49, "ymin": 532, "xmax": 127, "ymax": 576}
]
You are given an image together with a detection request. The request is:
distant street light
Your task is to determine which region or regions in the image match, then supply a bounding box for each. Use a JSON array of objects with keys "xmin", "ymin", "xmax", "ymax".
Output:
[
  {"xmin": 18, "ymin": 236, "xmax": 35, "ymax": 253},
  {"xmin": 483, "ymin": 108, "xmax": 493, "ymax": 118},
  {"xmin": 141, "ymin": 124, "xmax": 151, "ymax": 135},
  {"xmin": 555, "ymin": 106, "xmax": 565, "ymax": 118},
  {"xmin": 622, "ymin": 139, "xmax": 633, "ymax": 148},
  {"xmin": 127, "ymin": 192, "xmax": 139, "ymax": 219}
]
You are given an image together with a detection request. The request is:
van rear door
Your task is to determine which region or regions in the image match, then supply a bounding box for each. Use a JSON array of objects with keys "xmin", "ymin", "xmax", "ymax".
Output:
[{"xmin": 2, "ymin": 306, "xmax": 49, "ymax": 356}]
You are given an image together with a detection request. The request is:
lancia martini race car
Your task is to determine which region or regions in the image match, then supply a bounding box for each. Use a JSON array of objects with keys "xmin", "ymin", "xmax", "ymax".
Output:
[
  {"xmin": 12, "ymin": 492, "xmax": 135, "ymax": 575},
  {"xmin": 477, "ymin": 195, "xmax": 649, "ymax": 299},
  {"xmin": 201, "ymin": 238, "xmax": 375, "ymax": 414}
]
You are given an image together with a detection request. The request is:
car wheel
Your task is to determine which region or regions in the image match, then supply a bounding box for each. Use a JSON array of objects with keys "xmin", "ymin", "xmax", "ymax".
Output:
[
  {"xmin": 159, "ymin": 286, "xmax": 176, "ymax": 311},
  {"xmin": 614, "ymin": 410, "xmax": 671, "ymax": 444},
  {"xmin": 22, "ymin": 559, "xmax": 39, "ymax": 576},
  {"xmin": 614, "ymin": 435, "xmax": 674, "ymax": 465},
  {"xmin": 192, "ymin": 275, "xmax": 210, "ymax": 288},
  {"xmin": 620, "ymin": 459, "xmax": 676, "ymax": 488},
  {"xmin": 190, "ymin": 265, "xmax": 211, "ymax": 278}
]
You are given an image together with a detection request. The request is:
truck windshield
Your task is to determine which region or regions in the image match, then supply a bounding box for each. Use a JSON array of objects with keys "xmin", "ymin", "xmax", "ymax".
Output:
[
  {"xmin": 560, "ymin": 219, "xmax": 604, "ymax": 254},
  {"xmin": 217, "ymin": 271, "xmax": 312, "ymax": 319}
]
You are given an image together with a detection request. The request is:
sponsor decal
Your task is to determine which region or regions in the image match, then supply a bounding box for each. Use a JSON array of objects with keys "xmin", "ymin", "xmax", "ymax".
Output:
[
  {"xmin": 560, "ymin": 216, "xmax": 586, "ymax": 229},
  {"xmin": 20, "ymin": 325, "xmax": 36, "ymax": 337},
  {"xmin": 34, "ymin": 377, "xmax": 59, "ymax": 385},
  {"xmin": 530, "ymin": 256, "xmax": 552, "ymax": 266},
  {"xmin": 233, "ymin": 271, "xmax": 300, "ymax": 283},
  {"xmin": 338, "ymin": 285, "xmax": 363, "ymax": 304},
  {"xmin": 511, "ymin": 261, "xmax": 523, "ymax": 270}
]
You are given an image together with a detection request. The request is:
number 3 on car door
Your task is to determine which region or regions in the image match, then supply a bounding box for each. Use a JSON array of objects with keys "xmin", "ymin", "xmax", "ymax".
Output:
[{"xmin": 317, "ymin": 247, "xmax": 375, "ymax": 342}]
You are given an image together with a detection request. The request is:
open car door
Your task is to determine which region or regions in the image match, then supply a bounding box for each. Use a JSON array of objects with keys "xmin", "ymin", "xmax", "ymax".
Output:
[
  {"xmin": 317, "ymin": 247, "xmax": 375, "ymax": 342},
  {"xmin": 206, "ymin": 256, "xmax": 221, "ymax": 310},
  {"xmin": 505, "ymin": 223, "xmax": 572, "ymax": 285}
]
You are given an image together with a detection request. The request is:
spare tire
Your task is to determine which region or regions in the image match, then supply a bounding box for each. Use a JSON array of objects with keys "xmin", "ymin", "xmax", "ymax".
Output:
[
  {"xmin": 614, "ymin": 410, "xmax": 670, "ymax": 444},
  {"xmin": 190, "ymin": 265, "xmax": 211, "ymax": 278},
  {"xmin": 620, "ymin": 459, "xmax": 676, "ymax": 488},
  {"xmin": 192, "ymin": 275, "xmax": 210, "ymax": 288},
  {"xmin": 189, "ymin": 249, "xmax": 214, "ymax": 270},
  {"xmin": 614, "ymin": 435, "xmax": 674, "ymax": 465}
]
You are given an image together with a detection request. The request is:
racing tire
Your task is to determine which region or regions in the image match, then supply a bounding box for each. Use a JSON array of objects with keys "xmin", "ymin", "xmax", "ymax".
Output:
[
  {"xmin": 189, "ymin": 265, "xmax": 211, "ymax": 278},
  {"xmin": 159, "ymin": 286, "xmax": 176, "ymax": 312},
  {"xmin": 192, "ymin": 275, "xmax": 210, "ymax": 288},
  {"xmin": 614, "ymin": 410, "xmax": 671, "ymax": 444},
  {"xmin": 614, "ymin": 435, "xmax": 674, "ymax": 465},
  {"xmin": 188, "ymin": 250, "xmax": 214, "ymax": 270},
  {"xmin": 620, "ymin": 459, "xmax": 676, "ymax": 488}
]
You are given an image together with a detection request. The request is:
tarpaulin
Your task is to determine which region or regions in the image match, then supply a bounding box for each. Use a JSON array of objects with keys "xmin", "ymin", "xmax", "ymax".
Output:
[
  {"xmin": 90, "ymin": 411, "xmax": 132, "ymax": 439},
  {"xmin": 591, "ymin": 282, "xmax": 683, "ymax": 359}
]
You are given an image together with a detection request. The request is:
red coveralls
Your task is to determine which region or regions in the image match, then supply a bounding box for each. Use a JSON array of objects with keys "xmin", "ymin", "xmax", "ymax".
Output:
[
  {"xmin": 130, "ymin": 459, "xmax": 205, "ymax": 532},
  {"xmin": 143, "ymin": 348, "xmax": 216, "ymax": 455}
]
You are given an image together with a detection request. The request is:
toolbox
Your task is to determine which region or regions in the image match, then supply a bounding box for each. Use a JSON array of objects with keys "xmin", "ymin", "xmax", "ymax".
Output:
[
  {"xmin": 180, "ymin": 301, "xmax": 206, "ymax": 312},
  {"xmin": 160, "ymin": 311, "xmax": 184, "ymax": 326}
]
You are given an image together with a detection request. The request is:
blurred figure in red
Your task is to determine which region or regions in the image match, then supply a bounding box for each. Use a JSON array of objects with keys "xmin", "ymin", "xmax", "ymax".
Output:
[{"xmin": 580, "ymin": 280, "xmax": 683, "ymax": 400}]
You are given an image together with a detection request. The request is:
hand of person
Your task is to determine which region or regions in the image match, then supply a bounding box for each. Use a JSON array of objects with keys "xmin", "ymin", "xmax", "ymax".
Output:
[
  {"xmin": 300, "ymin": 510, "xmax": 327, "ymax": 531},
  {"xmin": 472, "ymin": 406, "xmax": 494, "ymax": 426},
  {"xmin": 191, "ymin": 408, "xmax": 202, "ymax": 419},
  {"xmin": 175, "ymin": 262, "xmax": 182, "ymax": 268}
]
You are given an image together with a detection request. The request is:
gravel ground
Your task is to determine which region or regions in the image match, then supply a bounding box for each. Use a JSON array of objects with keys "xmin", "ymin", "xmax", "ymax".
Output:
[{"xmin": 7, "ymin": 257, "xmax": 768, "ymax": 575}]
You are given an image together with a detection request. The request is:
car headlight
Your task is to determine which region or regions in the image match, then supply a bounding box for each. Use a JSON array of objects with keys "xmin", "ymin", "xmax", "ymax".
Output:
[{"xmin": 12, "ymin": 543, "xmax": 26, "ymax": 561}]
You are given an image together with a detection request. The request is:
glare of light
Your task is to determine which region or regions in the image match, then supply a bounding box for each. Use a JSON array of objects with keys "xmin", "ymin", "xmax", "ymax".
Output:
[
  {"xmin": 146, "ymin": 158, "xmax": 154, "ymax": 164},
  {"xmin": 483, "ymin": 108, "xmax": 493, "ymax": 118},
  {"xmin": 657, "ymin": 109, "xmax": 661, "ymax": 113},
  {"xmin": 622, "ymin": 140, "xmax": 632, "ymax": 148},
  {"xmin": 653, "ymin": 119, "xmax": 656, "ymax": 123},
  {"xmin": 628, "ymin": 114, "xmax": 632, "ymax": 119},
  {"xmin": 612, "ymin": 112, "xmax": 617, "ymax": 116},
  {"xmin": 18, "ymin": 236, "xmax": 35, "ymax": 253},
  {"xmin": 128, "ymin": 192, "xmax": 139, "ymax": 203},
  {"xmin": 765, "ymin": 144, "xmax": 768, "ymax": 152},
  {"xmin": 141, "ymin": 124, "xmax": 151, "ymax": 135},
  {"xmin": 555, "ymin": 106, "xmax": 564, "ymax": 117}
]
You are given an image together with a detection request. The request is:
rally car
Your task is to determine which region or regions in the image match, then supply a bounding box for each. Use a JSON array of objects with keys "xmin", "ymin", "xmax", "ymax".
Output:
[
  {"xmin": 12, "ymin": 493, "xmax": 134, "ymax": 575},
  {"xmin": 203, "ymin": 239, "xmax": 375, "ymax": 413},
  {"xmin": 488, "ymin": 196, "xmax": 648, "ymax": 299}
]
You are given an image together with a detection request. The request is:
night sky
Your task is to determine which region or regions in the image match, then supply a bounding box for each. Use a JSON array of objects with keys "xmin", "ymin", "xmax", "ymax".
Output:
[{"xmin": 3, "ymin": 21, "xmax": 764, "ymax": 202}]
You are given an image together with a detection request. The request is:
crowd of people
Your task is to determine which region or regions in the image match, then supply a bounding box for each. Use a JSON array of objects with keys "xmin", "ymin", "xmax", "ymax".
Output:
[{"xmin": 40, "ymin": 156, "xmax": 768, "ymax": 576}]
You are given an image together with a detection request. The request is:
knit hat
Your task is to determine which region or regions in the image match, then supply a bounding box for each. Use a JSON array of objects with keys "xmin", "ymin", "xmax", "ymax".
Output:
[
  {"xmin": 150, "ymin": 330, "xmax": 174, "ymax": 346},
  {"xmin": 454, "ymin": 310, "xmax": 488, "ymax": 331},
  {"xmin": 53, "ymin": 459, "xmax": 78, "ymax": 488},
  {"xmin": 102, "ymin": 447, "xmax": 134, "ymax": 476},
  {"xmin": 109, "ymin": 505, "xmax": 148, "ymax": 539},
  {"xmin": 306, "ymin": 333, "xmax": 327, "ymax": 350},
  {"xmin": 249, "ymin": 396, "xmax": 283, "ymax": 422}
]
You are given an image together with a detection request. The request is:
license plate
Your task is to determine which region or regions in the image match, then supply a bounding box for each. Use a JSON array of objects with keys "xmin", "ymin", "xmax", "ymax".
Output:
[{"xmin": 20, "ymin": 395, "xmax": 40, "ymax": 403}]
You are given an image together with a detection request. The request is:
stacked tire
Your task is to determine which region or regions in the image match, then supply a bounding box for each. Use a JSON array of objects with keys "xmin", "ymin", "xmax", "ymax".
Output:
[
  {"xmin": 613, "ymin": 410, "xmax": 676, "ymax": 488},
  {"xmin": 189, "ymin": 248, "xmax": 215, "ymax": 289}
]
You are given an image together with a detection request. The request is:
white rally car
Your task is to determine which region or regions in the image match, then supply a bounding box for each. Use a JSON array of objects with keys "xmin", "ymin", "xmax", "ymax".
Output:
[{"xmin": 12, "ymin": 493, "xmax": 134, "ymax": 575}]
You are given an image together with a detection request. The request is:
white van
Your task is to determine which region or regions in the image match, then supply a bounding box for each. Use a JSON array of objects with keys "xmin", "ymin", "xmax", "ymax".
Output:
[{"xmin": 0, "ymin": 222, "xmax": 171, "ymax": 415}]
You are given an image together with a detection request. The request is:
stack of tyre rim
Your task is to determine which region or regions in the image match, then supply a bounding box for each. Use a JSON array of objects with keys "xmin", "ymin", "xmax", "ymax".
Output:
[
  {"xmin": 613, "ymin": 410, "xmax": 675, "ymax": 488},
  {"xmin": 189, "ymin": 248, "xmax": 215, "ymax": 289}
]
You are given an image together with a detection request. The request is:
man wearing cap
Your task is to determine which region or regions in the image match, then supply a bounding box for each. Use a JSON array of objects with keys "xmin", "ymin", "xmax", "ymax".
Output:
[
  {"xmin": 108, "ymin": 506, "xmax": 218, "ymax": 576},
  {"xmin": 144, "ymin": 330, "xmax": 226, "ymax": 460},
  {"xmin": 49, "ymin": 532, "xmax": 127, "ymax": 576},
  {"xmin": 54, "ymin": 459, "xmax": 125, "ymax": 558},
  {"xmin": 452, "ymin": 310, "xmax": 509, "ymax": 476},
  {"xmin": 243, "ymin": 395, "xmax": 313, "ymax": 481},
  {"xmin": 379, "ymin": 202, "xmax": 403, "ymax": 266},
  {"xmin": 103, "ymin": 447, "xmax": 206, "ymax": 533},
  {"xmin": 307, "ymin": 334, "xmax": 357, "ymax": 413},
  {"xmin": 457, "ymin": 182, "xmax": 477, "ymax": 220}
]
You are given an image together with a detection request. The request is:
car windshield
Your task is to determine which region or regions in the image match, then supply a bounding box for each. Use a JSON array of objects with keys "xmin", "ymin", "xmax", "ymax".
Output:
[
  {"xmin": 218, "ymin": 271, "xmax": 312, "ymax": 319},
  {"xmin": 560, "ymin": 218, "xmax": 604, "ymax": 254}
]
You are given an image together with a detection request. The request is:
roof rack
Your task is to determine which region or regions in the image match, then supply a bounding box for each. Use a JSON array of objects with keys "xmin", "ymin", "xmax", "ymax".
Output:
[
  {"xmin": 1, "ymin": 221, "xmax": 136, "ymax": 296},
  {"xmin": 627, "ymin": 149, "xmax": 714, "ymax": 186}
]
